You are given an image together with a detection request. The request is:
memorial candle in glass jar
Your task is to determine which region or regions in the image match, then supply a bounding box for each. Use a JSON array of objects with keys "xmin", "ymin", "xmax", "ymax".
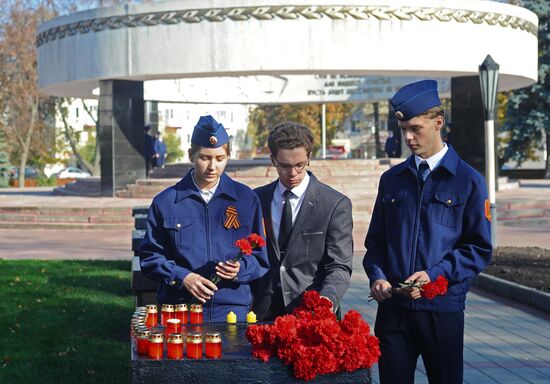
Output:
[
  {"xmin": 189, "ymin": 304, "xmax": 203, "ymax": 324},
  {"xmin": 167, "ymin": 334, "xmax": 184, "ymax": 360},
  {"xmin": 205, "ymin": 332, "xmax": 222, "ymax": 359},
  {"xmin": 166, "ymin": 318, "xmax": 181, "ymax": 336},
  {"xmin": 136, "ymin": 329, "xmax": 150, "ymax": 355},
  {"xmin": 175, "ymin": 303, "xmax": 188, "ymax": 324},
  {"xmin": 147, "ymin": 331, "xmax": 164, "ymax": 360},
  {"xmin": 186, "ymin": 331, "xmax": 203, "ymax": 359},
  {"xmin": 160, "ymin": 304, "xmax": 175, "ymax": 326},
  {"xmin": 145, "ymin": 304, "xmax": 158, "ymax": 328}
]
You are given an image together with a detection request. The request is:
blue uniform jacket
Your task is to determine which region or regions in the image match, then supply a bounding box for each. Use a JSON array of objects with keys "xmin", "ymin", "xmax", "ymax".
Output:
[
  {"xmin": 363, "ymin": 145, "xmax": 492, "ymax": 312},
  {"xmin": 140, "ymin": 171, "xmax": 270, "ymax": 322}
]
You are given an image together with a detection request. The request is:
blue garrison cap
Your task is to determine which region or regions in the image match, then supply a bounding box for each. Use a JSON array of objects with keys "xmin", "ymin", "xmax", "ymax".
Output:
[
  {"xmin": 191, "ymin": 115, "xmax": 229, "ymax": 148},
  {"xmin": 390, "ymin": 80, "xmax": 441, "ymax": 121}
]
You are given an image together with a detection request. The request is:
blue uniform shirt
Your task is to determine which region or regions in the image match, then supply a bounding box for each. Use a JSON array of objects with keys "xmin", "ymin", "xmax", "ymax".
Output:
[
  {"xmin": 363, "ymin": 145, "xmax": 492, "ymax": 312},
  {"xmin": 140, "ymin": 171, "xmax": 270, "ymax": 322}
]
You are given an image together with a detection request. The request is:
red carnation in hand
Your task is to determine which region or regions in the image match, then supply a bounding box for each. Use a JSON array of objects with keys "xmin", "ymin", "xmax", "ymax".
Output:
[
  {"xmin": 421, "ymin": 275, "xmax": 448, "ymax": 300},
  {"xmin": 248, "ymin": 233, "xmax": 266, "ymax": 248},
  {"xmin": 235, "ymin": 238, "xmax": 253, "ymax": 255}
]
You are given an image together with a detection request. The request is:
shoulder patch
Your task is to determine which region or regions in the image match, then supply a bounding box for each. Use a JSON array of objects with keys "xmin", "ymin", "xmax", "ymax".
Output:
[{"xmin": 484, "ymin": 199, "xmax": 492, "ymax": 222}]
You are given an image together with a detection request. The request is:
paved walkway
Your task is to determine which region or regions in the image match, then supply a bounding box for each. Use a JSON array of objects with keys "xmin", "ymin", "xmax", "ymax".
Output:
[{"xmin": 342, "ymin": 257, "xmax": 550, "ymax": 384}]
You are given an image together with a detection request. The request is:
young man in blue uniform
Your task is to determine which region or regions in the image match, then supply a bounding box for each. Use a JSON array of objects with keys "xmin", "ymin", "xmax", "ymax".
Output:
[
  {"xmin": 363, "ymin": 80, "xmax": 492, "ymax": 383},
  {"xmin": 140, "ymin": 115, "xmax": 269, "ymax": 322}
]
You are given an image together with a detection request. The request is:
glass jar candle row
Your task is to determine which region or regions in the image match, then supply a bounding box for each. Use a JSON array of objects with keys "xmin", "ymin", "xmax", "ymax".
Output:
[
  {"xmin": 144, "ymin": 303, "xmax": 204, "ymax": 327},
  {"xmin": 136, "ymin": 331, "xmax": 222, "ymax": 360}
]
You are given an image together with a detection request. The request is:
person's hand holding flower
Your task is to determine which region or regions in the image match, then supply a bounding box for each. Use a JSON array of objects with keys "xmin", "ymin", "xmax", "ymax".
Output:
[{"xmin": 211, "ymin": 233, "xmax": 266, "ymax": 285}]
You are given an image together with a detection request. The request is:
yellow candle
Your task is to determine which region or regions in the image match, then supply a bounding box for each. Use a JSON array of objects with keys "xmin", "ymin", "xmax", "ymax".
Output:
[
  {"xmin": 246, "ymin": 311, "xmax": 257, "ymax": 323},
  {"xmin": 226, "ymin": 311, "xmax": 237, "ymax": 324}
]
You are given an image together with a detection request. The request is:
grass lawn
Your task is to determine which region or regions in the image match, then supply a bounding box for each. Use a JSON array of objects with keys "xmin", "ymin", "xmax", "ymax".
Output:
[{"xmin": 0, "ymin": 260, "xmax": 133, "ymax": 384}]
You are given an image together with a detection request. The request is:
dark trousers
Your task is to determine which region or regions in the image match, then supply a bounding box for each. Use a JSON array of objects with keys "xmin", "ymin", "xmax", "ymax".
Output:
[
  {"xmin": 263, "ymin": 288, "xmax": 285, "ymax": 321},
  {"xmin": 375, "ymin": 305, "xmax": 464, "ymax": 384}
]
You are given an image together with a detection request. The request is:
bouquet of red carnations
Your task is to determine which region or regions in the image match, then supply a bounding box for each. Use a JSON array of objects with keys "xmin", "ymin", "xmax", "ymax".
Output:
[{"xmin": 246, "ymin": 291, "xmax": 380, "ymax": 381}]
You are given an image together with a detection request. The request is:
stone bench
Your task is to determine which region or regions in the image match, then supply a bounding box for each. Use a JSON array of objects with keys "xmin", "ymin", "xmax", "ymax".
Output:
[{"xmin": 132, "ymin": 256, "xmax": 159, "ymax": 307}]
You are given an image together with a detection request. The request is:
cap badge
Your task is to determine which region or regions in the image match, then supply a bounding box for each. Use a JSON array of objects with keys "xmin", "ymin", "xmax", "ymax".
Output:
[
  {"xmin": 209, "ymin": 136, "xmax": 218, "ymax": 145},
  {"xmin": 395, "ymin": 111, "xmax": 404, "ymax": 120}
]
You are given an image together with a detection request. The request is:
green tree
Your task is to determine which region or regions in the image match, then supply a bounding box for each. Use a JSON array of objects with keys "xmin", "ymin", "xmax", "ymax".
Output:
[
  {"xmin": 0, "ymin": 128, "xmax": 11, "ymax": 187},
  {"xmin": 247, "ymin": 103, "xmax": 354, "ymax": 155},
  {"xmin": 163, "ymin": 132, "xmax": 183, "ymax": 164},
  {"xmin": 500, "ymin": 0, "xmax": 550, "ymax": 178}
]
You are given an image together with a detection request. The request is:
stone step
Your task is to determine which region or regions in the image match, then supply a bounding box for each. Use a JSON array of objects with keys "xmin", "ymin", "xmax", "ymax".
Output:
[
  {"xmin": 0, "ymin": 212, "xmax": 133, "ymax": 224},
  {"xmin": 120, "ymin": 158, "xmax": 395, "ymax": 199},
  {"xmin": 52, "ymin": 177, "xmax": 102, "ymax": 197},
  {"xmin": 0, "ymin": 205, "xmax": 135, "ymax": 229},
  {"xmin": 497, "ymin": 208, "xmax": 550, "ymax": 220},
  {"xmin": 0, "ymin": 206, "xmax": 134, "ymax": 215},
  {"xmin": 0, "ymin": 221, "xmax": 134, "ymax": 230},
  {"xmin": 497, "ymin": 199, "xmax": 550, "ymax": 211},
  {"xmin": 498, "ymin": 217, "xmax": 550, "ymax": 227},
  {"xmin": 151, "ymin": 159, "xmax": 397, "ymax": 179}
]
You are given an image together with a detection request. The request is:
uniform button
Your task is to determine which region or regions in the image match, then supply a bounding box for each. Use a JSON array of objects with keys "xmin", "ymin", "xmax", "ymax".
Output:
[
  {"xmin": 170, "ymin": 280, "xmax": 176, "ymax": 286},
  {"xmin": 447, "ymin": 199, "xmax": 452, "ymax": 205},
  {"xmin": 280, "ymin": 266, "xmax": 286, "ymax": 272},
  {"xmin": 391, "ymin": 198, "xmax": 395, "ymax": 203},
  {"xmin": 176, "ymin": 223, "xmax": 181, "ymax": 229}
]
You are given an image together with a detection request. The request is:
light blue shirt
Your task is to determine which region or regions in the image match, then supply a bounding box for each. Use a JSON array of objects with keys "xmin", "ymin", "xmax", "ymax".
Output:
[{"xmin": 415, "ymin": 143, "xmax": 448, "ymax": 171}]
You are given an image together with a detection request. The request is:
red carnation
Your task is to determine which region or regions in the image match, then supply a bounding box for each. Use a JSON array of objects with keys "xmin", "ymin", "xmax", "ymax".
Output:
[
  {"xmin": 235, "ymin": 238, "xmax": 253, "ymax": 255},
  {"xmin": 251, "ymin": 345, "xmax": 273, "ymax": 362},
  {"xmin": 246, "ymin": 324, "xmax": 269, "ymax": 345},
  {"xmin": 421, "ymin": 275, "xmax": 448, "ymax": 300},
  {"xmin": 248, "ymin": 233, "xmax": 266, "ymax": 248},
  {"xmin": 301, "ymin": 290, "xmax": 322, "ymax": 310}
]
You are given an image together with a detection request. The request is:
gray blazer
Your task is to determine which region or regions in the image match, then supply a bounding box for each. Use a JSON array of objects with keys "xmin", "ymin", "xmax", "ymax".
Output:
[{"xmin": 252, "ymin": 172, "xmax": 353, "ymax": 320}]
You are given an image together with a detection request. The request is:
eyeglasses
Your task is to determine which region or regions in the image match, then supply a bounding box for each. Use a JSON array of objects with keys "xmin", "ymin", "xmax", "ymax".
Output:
[{"xmin": 272, "ymin": 159, "xmax": 310, "ymax": 173}]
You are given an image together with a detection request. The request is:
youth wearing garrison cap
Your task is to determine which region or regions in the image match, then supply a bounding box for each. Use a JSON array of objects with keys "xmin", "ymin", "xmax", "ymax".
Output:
[
  {"xmin": 363, "ymin": 80, "xmax": 492, "ymax": 383},
  {"xmin": 140, "ymin": 115, "xmax": 269, "ymax": 322}
]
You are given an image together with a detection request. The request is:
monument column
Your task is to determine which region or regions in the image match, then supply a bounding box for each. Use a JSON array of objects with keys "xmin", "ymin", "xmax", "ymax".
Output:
[
  {"xmin": 98, "ymin": 80, "xmax": 146, "ymax": 197},
  {"xmin": 451, "ymin": 76, "xmax": 498, "ymax": 185}
]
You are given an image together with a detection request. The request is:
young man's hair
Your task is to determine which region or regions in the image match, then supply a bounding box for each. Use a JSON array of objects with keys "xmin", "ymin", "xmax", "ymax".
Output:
[
  {"xmin": 418, "ymin": 106, "xmax": 445, "ymax": 120},
  {"xmin": 267, "ymin": 122, "xmax": 314, "ymax": 158},
  {"xmin": 189, "ymin": 142, "xmax": 230, "ymax": 158}
]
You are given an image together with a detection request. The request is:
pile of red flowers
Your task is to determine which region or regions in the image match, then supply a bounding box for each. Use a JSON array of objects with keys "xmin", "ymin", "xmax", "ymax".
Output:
[
  {"xmin": 420, "ymin": 275, "xmax": 448, "ymax": 299},
  {"xmin": 246, "ymin": 291, "xmax": 380, "ymax": 381}
]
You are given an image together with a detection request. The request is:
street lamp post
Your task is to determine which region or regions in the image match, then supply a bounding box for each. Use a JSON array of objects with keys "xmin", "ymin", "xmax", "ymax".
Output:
[{"xmin": 478, "ymin": 54, "xmax": 499, "ymax": 250}]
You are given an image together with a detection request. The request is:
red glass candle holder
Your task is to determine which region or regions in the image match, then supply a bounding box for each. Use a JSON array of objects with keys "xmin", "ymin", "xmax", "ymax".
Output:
[
  {"xmin": 160, "ymin": 304, "xmax": 175, "ymax": 326},
  {"xmin": 167, "ymin": 334, "xmax": 184, "ymax": 360},
  {"xmin": 175, "ymin": 303, "xmax": 188, "ymax": 324},
  {"xmin": 186, "ymin": 331, "xmax": 203, "ymax": 359},
  {"xmin": 205, "ymin": 332, "xmax": 222, "ymax": 359},
  {"xmin": 136, "ymin": 329, "xmax": 150, "ymax": 355},
  {"xmin": 145, "ymin": 304, "xmax": 158, "ymax": 328},
  {"xmin": 166, "ymin": 318, "xmax": 181, "ymax": 336},
  {"xmin": 189, "ymin": 304, "xmax": 203, "ymax": 324},
  {"xmin": 147, "ymin": 331, "xmax": 164, "ymax": 360}
]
